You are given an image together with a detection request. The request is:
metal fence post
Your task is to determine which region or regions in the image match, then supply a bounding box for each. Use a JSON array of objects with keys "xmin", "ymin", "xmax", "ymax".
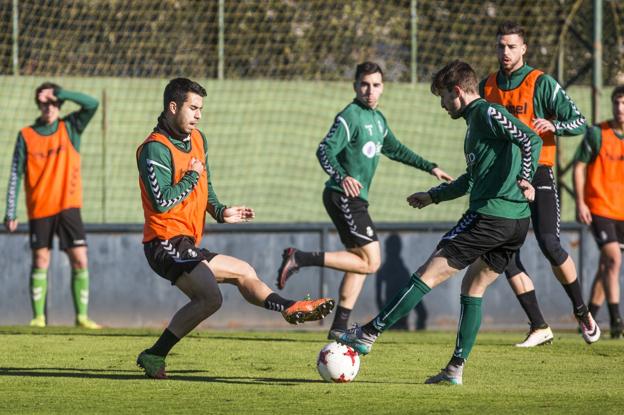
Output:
[
  {"xmin": 410, "ymin": 0, "xmax": 417, "ymax": 84},
  {"xmin": 12, "ymin": 0, "xmax": 19, "ymax": 75},
  {"xmin": 218, "ymin": 0, "xmax": 224, "ymax": 80}
]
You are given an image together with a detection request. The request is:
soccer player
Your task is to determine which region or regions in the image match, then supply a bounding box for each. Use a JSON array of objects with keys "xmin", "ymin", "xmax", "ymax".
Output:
[
  {"xmin": 573, "ymin": 85, "xmax": 624, "ymax": 339},
  {"xmin": 135, "ymin": 78, "xmax": 335, "ymax": 379},
  {"xmin": 339, "ymin": 60, "xmax": 541, "ymax": 385},
  {"xmin": 275, "ymin": 61, "xmax": 452, "ymax": 340},
  {"xmin": 4, "ymin": 83, "xmax": 101, "ymax": 329},
  {"xmin": 480, "ymin": 21, "xmax": 599, "ymax": 347}
]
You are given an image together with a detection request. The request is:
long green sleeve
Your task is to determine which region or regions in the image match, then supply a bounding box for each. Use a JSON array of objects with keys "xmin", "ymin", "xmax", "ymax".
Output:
[{"xmin": 4, "ymin": 133, "xmax": 26, "ymax": 220}]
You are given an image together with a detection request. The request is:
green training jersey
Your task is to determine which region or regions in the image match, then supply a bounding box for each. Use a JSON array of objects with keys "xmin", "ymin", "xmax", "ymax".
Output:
[
  {"xmin": 479, "ymin": 63, "xmax": 586, "ymax": 137},
  {"xmin": 429, "ymin": 98, "xmax": 542, "ymax": 219},
  {"xmin": 4, "ymin": 89, "xmax": 99, "ymax": 220},
  {"xmin": 573, "ymin": 123, "xmax": 624, "ymax": 163},
  {"xmin": 317, "ymin": 99, "xmax": 437, "ymax": 201},
  {"xmin": 136, "ymin": 117, "xmax": 226, "ymax": 222}
]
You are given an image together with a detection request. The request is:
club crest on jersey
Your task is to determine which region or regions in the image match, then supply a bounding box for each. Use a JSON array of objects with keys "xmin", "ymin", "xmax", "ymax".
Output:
[
  {"xmin": 186, "ymin": 249, "xmax": 198, "ymax": 258},
  {"xmin": 366, "ymin": 226, "xmax": 374, "ymax": 237},
  {"xmin": 362, "ymin": 141, "xmax": 381, "ymax": 158}
]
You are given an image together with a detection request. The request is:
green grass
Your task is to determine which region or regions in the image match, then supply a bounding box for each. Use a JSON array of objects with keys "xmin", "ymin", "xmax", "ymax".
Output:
[
  {"xmin": 0, "ymin": 326, "xmax": 622, "ymax": 414},
  {"xmin": 0, "ymin": 76, "xmax": 617, "ymax": 223}
]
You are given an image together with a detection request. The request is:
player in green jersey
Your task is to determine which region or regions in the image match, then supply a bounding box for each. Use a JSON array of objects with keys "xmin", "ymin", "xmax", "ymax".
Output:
[
  {"xmin": 339, "ymin": 60, "xmax": 542, "ymax": 385},
  {"xmin": 276, "ymin": 62, "xmax": 452, "ymax": 340}
]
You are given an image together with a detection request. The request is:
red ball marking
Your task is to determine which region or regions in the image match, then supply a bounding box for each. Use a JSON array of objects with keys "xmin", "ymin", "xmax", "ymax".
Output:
[
  {"xmin": 343, "ymin": 347, "xmax": 358, "ymax": 366},
  {"xmin": 332, "ymin": 373, "xmax": 349, "ymax": 383}
]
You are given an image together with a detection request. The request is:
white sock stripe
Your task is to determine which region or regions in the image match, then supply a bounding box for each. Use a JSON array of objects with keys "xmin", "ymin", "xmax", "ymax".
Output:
[{"xmin": 381, "ymin": 285, "xmax": 415, "ymax": 321}]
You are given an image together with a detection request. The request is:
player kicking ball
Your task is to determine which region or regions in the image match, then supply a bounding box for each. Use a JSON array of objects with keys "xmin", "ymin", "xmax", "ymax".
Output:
[
  {"xmin": 135, "ymin": 78, "xmax": 334, "ymax": 379},
  {"xmin": 338, "ymin": 60, "xmax": 543, "ymax": 385}
]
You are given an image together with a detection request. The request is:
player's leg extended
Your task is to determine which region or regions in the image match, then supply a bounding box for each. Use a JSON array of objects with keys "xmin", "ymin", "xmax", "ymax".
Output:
[
  {"xmin": 504, "ymin": 255, "xmax": 552, "ymax": 347},
  {"xmin": 328, "ymin": 242, "xmax": 381, "ymax": 338},
  {"xmin": 276, "ymin": 188, "xmax": 379, "ymax": 289},
  {"xmin": 337, "ymin": 253, "xmax": 458, "ymax": 354},
  {"xmin": 138, "ymin": 261, "xmax": 222, "ymax": 379},
  {"xmin": 425, "ymin": 259, "xmax": 498, "ymax": 386},
  {"xmin": 209, "ymin": 254, "xmax": 334, "ymax": 324},
  {"xmin": 597, "ymin": 242, "xmax": 623, "ymax": 337},
  {"xmin": 66, "ymin": 246, "xmax": 99, "ymax": 329},
  {"xmin": 30, "ymin": 248, "xmax": 50, "ymax": 327}
]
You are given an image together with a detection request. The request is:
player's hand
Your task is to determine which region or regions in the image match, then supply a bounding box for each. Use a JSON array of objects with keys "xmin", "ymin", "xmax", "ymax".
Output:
[
  {"xmin": 223, "ymin": 206, "xmax": 255, "ymax": 224},
  {"xmin": 4, "ymin": 218, "xmax": 17, "ymax": 232},
  {"xmin": 576, "ymin": 202, "xmax": 592, "ymax": 225},
  {"xmin": 188, "ymin": 157, "xmax": 204, "ymax": 175},
  {"xmin": 533, "ymin": 118, "xmax": 556, "ymax": 134},
  {"xmin": 341, "ymin": 176, "xmax": 363, "ymax": 198},
  {"xmin": 37, "ymin": 88, "xmax": 58, "ymax": 105},
  {"xmin": 407, "ymin": 192, "xmax": 433, "ymax": 209},
  {"xmin": 431, "ymin": 167, "xmax": 453, "ymax": 182},
  {"xmin": 517, "ymin": 179, "xmax": 535, "ymax": 202}
]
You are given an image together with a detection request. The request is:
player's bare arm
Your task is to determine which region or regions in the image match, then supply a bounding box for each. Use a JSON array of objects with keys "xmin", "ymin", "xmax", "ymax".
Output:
[{"xmin": 572, "ymin": 160, "xmax": 592, "ymax": 225}]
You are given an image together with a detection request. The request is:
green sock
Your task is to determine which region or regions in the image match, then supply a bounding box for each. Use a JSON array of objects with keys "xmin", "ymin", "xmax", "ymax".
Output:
[
  {"xmin": 72, "ymin": 269, "xmax": 90, "ymax": 318},
  {"xmin": 30, "ymin": 268, "xmax": 48, "ymax": 318},
  {"xmin": 453, "ymin": 295, "xmax": 483, "ymax": 360},
  {"xmin": 371, "ymin": 273, "xmax": 431, "ymax": 332}
]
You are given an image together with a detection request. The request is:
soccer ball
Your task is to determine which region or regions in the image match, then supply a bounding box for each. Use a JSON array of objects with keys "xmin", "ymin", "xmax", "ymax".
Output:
[{"xmin": 316, "ymin": 341, "xmax": 360, "ymax": 383}]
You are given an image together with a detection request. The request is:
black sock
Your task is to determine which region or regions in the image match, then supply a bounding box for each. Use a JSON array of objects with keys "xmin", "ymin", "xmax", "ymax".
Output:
[
  {"xmin": 362, "ymin": 321, "xmax": 380, "ymax": 337},
  {"xmin": 147, "ymin": 328, "xmax": 180, "ymax": 358},
  {"xmin": 294, "ymin": 250, "xmax": 324, "ymax": 267},
  {"xmin": 449, "ymin": 356, "xmax": 465, "ymax": 367},
  {"xmin": 330, "ymin": 306, "xmax": 351, "ymax": 331},
  {"xmin": 264, "ymin": 293, "xmax": 295, "ymax": 312},
  {"xmin": 562, "ymin": 279, "xmax": 588, "ymax": 318},
  {"xmin": 516, "ymin": 290, "xmax": 548, "ymax": 330},
  {"xmin": 588, "ymin": 302, "xmax": 601, "ymax": 319},
  {"xmin": 607, "ymin": 303, "xmax": 621, "ymax": 325}
]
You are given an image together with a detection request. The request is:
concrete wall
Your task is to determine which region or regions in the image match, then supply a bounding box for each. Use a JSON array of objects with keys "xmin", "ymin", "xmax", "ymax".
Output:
[{"xmin": 0, "ymin": 223, "xmax": 616, "ymax": 330}]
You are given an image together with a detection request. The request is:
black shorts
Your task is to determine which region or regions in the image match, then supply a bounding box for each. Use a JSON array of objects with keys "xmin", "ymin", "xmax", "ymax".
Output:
[
  {"xmin": 590, "ymin": 214, "xmax": 624, "ymax": 249},
  {"xmin": 144, "ymin": 235, "xmax": 219, "ymax": 285},
  {"xmin": 436, "ymin": 212, "xmax": 530, "ymax": 274},
  {"xmin": 323, "ymin": 187, "xmax": 378, "ymax": 249},
  {"xmin": 28, "ymin": 208, "xmax": 87, "ymax": 250},
  {"xmin": 505, "ymin": 166, "xmax": 568, "ymax": 277}
]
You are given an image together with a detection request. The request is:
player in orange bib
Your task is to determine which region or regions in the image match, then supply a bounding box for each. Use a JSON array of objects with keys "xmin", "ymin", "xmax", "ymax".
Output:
[
  {"xmin": 574, "ymin": 85, "xmax": 624, "ymax": 338},
  {"xmin": 480, "ymin": 21, "xmax": 599, "ymax": 346},
  {"xmin": 135, "ymin": 78, "xmax": 335, "ymax": 379},
  {"xmin": 4, "ymin": 82, "xmax": 100, "ymax": 329}
]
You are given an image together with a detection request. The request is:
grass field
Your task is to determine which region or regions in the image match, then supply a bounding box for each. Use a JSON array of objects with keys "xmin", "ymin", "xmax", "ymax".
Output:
[{"xmin": 1, "ymin": 326, "xmax": 622, "ymax": 414}]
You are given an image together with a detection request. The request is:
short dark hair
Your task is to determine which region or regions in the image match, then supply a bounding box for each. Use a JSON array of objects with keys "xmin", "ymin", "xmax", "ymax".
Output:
[
  {"xmin": 163, "ymin": 78, "xmax": 207, "ymax": 112},
  {"xmin": 611, "ymin": 85, "xmax": 624, "ymax": 102},
  {"xmin": 35, "ymin": 82, "xmax": 62, "ymax": 107},
  {"xmin": 430, "ymin": 60, "xmax": 478, "ymax": 96},
  {"xmin": 496, "ymin": 21, "xmax": 526, "ymax": 44},
  {"xmin": 355, "ymin": 62, "xmax": 384, "ymax": 83}
]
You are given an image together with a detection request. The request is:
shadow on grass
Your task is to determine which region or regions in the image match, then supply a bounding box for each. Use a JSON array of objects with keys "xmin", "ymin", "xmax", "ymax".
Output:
[
  {"xmin": 0, "ymin": 366, "xmax": 327, "ymax": 385},
  {"xmin": 0, "ymin": 366, "xmax": 414, "ymax": 385}
]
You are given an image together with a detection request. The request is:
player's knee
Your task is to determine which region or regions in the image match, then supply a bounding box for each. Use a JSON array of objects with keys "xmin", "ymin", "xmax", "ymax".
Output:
[
  {"xmin": 197, "ymin": 289, "xmax": 223, "ymax": 317},
  {"xmin": 33, "ymin": 253, "xmax": 50, "ymax": 269},
  {"xmin": 599, "ymin": 255, "xmax": 619, "ymax": 273},
  {"xmin": 237, "ymin": 262, "xmax": 258, "ymax": 282},
  {"xmin": 537, "ymin": 234, "xmax": 567, "ymax": 266},
  {"xmin": 365, "ymin": 257, "xmax": 381, "ymax": 274}
]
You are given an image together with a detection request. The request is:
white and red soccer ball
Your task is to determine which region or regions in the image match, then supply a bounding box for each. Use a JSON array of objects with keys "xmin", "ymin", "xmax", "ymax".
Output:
[{"xmin": 316, "ymin": 341, "xmax": 360, "ymax": 383}]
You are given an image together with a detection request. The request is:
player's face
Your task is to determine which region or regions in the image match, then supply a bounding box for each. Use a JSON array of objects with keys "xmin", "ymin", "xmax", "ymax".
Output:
[
  {"xmin": 439, "ymin": 87, "xmax": 462, "ymax": 119},
  {"xmin": 354, "ymin": 72, "xmax": 384, "ymax": 109},
  {"xmin": 174, "ymin": 92, "xmax": 203, "ymax": 134},
  {"xmin": 613, "ymin": 95, "xmax": 624, "ymax": 126},
  {"xmin": 38, "ymin": 100, "xmax": 60, "ymax": 125},
  {"xmin": 496, "ymin": 34, "xmax": 526, "ymax": 74}
]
